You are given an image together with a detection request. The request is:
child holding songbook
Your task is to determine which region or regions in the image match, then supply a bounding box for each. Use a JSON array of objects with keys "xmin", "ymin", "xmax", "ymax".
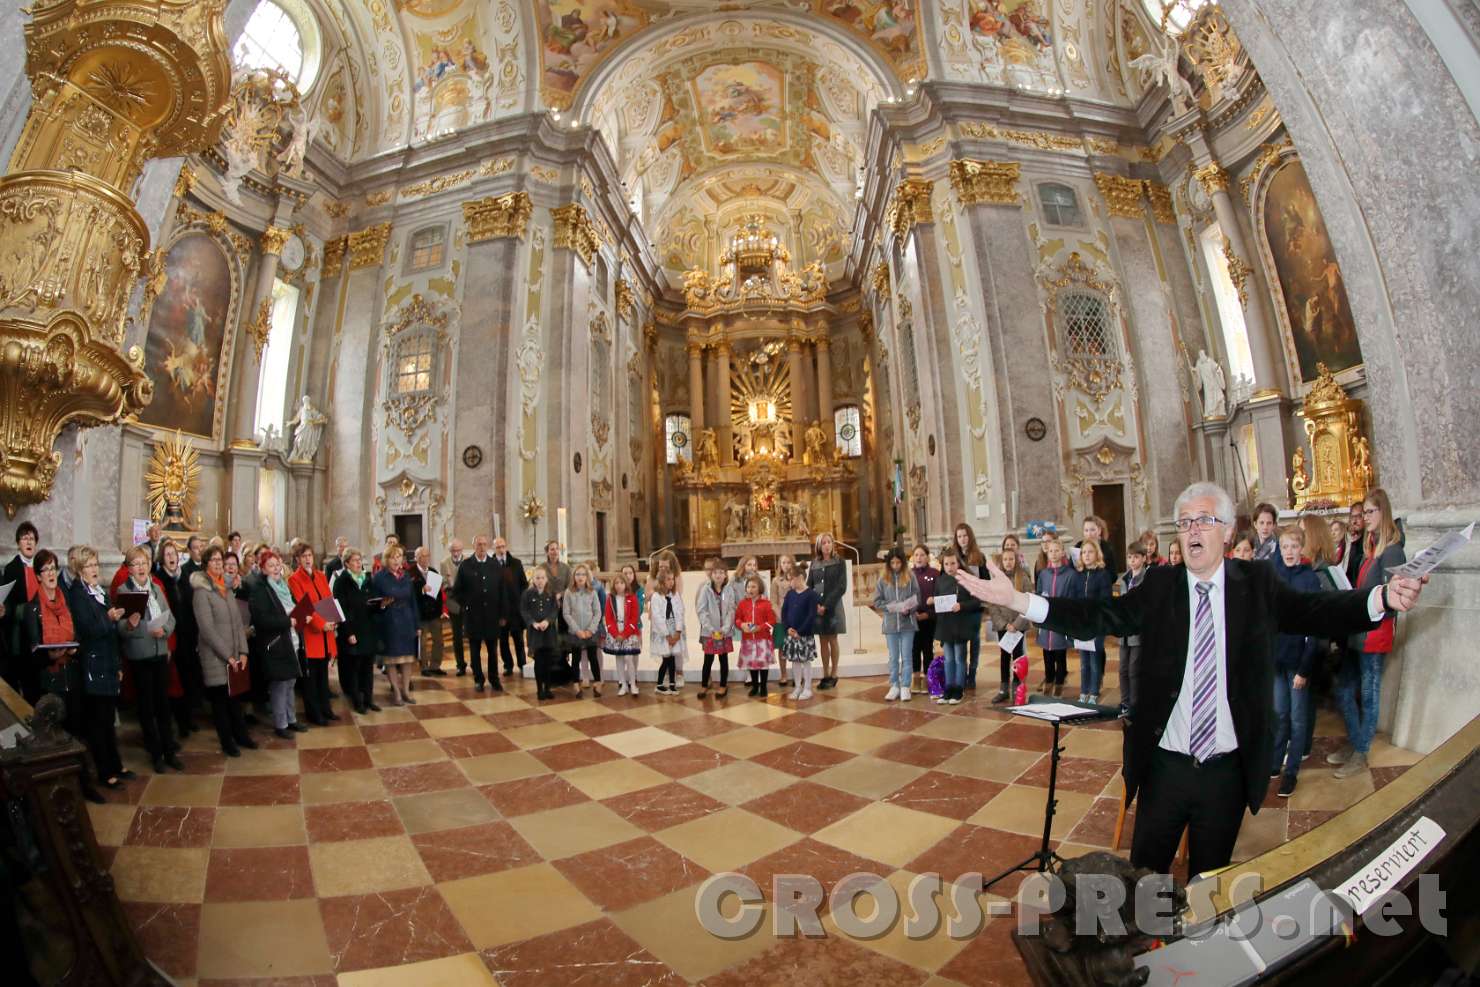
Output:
[
  {"xmin": 603, "ymin": 571, "xmax": 643, "ymax": 696},
  {"xmin": 649, "ymin": 571, "xmax": 685, "ymax": 695},
  {"xmin": 1075, "ymin": 540, "xmax": 1113, "ymax": 705},
  {"xmin": 520, "ymin": 567, "xmax": 562, "ymax": 701},
  {"xmin": 780, "ymin": 567, "xmax": 820, "ymax": 700},
  {"xmin": 1034, "ymin": 535, "xmax": 1078, "ymax": 697},
  {"xmin": 983, "ymin": 546, "xmax": 1032, "ymax": 704},
  {"xmin": 695, "ymin": 558, "xmax": 734, "ymax": 698},
  {"xmin": 933, "ymin": 549, "xmax": 982, "ymax": 705},
  {"xmin": 734, "ymin": 576, "xmax": 776, "ymax": 697}
]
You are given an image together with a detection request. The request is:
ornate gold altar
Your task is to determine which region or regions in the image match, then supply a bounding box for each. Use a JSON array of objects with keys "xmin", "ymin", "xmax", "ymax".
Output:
[
  {"xmin": 1290, "ymin": 363, "xmax": 1374, "ymax": 510},
  {"xmin": 676, "ymin": 446, "xmax": 853, "ymax": 560}
]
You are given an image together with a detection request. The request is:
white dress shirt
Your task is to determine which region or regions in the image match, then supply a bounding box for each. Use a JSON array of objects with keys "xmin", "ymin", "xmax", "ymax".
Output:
[{"xmin": 1021, "ymin": 563, "xmax": 1387, "ymax": 757}]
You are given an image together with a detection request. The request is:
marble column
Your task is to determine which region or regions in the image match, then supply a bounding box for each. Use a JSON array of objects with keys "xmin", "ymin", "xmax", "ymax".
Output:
[
  {"xmin": 230, "ymin": 225, "xmax": 291, "ymax": 442},
  {"xmin": 687, "ymin": 342, "xmax": 705, "ymax": 433},
  {"xmin": 715, "ymin": 340, "xmax": 734, "ymax": 463},
  {"xmin": 815, "ymin": 337, "xmax": 835, "ymax": 434},
  {"xmin": 788, "ymin": 339, "xmax": 807, "ymax": 461}
]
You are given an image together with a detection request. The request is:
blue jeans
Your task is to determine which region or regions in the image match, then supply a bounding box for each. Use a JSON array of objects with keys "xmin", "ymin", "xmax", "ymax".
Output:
[
  {"xmin": 885, "ymin": 631, "xmax": 915, "ymax": 688},
  {"xmin": 1271, "ymin": 667, "xmax": 1310, "ymax": 777},
  {"xmin": 942, "ymin": 641, "xmax": 967, "ymax": 691},
  {"xmin": 1336, "ymin": 650, "xmax": 1385, "ymax": 754},
  {"xmin": 1078, "ymin": 645, "xmax": 1105, "ymax": 696}
]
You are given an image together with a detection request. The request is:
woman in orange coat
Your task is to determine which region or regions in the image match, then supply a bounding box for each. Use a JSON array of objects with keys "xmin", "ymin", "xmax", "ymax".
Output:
[{"xmin": 289, "ymin": 543, "xmax": 339, "ymax": 724}]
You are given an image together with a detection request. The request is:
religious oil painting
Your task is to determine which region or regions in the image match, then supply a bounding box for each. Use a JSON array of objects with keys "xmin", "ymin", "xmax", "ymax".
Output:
[
  {"xmin": 141, "ymin": 234, "xmax": 232, "ymax": 438},
  {"xmin": 693, "ymin": 62, "xmax": 785, "ymax": 159},
  {"xmin": 1262, "ymin": 159, "xmax": 1363, "ymax": 383},
  {"xmin": 968, "ymin": 0, "xmax": 1054, "ymax": 50}
]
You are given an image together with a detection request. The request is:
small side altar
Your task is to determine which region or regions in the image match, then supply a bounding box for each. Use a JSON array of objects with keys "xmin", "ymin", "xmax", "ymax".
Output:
[{"xmin": 676, "ymin": 446, "xmax": 853, "ymax": 562}]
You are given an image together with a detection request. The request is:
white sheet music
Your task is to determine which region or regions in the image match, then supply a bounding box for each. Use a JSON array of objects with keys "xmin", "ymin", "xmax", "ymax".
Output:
[{"xmin": 1008, "ymin": 702, "xmax": 1100, "ymax": 721}]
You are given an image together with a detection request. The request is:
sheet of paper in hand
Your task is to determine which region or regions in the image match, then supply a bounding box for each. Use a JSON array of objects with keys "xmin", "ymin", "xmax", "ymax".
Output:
[
  {"xmin": 422, "ymin": 570, "xmax": 443, "ymax": 597},
  {"xmin": 1386, "ymin": 522, "xmax": 1474, "ymax": 579},
  {"xmin": 1074, "ymin": 639, "xmax": 1097, "ymax": 651},
  {"xmin": 999, "ymin": 629, "xmax": 1024, "ymax": 652},
  {"xmin": 933, "ymin": 593, "xmax": 957, "ymax": 614}
]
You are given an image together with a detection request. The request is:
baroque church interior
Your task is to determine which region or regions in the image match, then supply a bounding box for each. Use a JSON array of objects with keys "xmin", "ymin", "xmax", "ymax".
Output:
[{"xmin": 1, "ymin": 0, "xmax": 1478, "ymax": 984}]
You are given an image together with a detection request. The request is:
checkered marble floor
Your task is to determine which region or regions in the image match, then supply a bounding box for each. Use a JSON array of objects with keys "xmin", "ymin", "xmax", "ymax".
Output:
[{"xmin": 89, "ymin": 647, "xmax": 1422, "ymax": 986}]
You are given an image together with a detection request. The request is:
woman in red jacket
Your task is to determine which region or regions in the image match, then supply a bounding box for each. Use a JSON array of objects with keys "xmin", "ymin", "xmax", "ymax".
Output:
[{"xmin": 289, "ymin": 543, "xmax": 339, "ymax": 724}]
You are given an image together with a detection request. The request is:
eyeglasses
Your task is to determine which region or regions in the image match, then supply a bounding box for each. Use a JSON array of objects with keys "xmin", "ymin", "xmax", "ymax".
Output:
[{"xmin": 1173, "ymin": 515, "xmax": 1223, "ymax": 532}]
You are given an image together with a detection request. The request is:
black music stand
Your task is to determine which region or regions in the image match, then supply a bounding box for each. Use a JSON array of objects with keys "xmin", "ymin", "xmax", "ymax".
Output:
[{"xmin": 983, "ymin": 696, "xmax": 1122, "ymax": 892}]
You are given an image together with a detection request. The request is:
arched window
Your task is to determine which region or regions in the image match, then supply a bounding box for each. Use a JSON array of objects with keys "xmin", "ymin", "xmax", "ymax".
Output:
[
  {"xmin": 665, "ymin": 414, "xmax": 692, "ymax": 465},
  {"xmin": 1038, "ymin": 183, "xmax": 1083, "ymax": 227},
  {"xmin": 1060, "ymin": 291, "xmax": 1117, "ymax": 359},
  {"xmin": 406, "ymin": 225, "xmax": 446, "ymax": 273},
  {"xmin": 254, "ymin": 278, "xmax": 299, "ymax": 438},
  {"xmin": 235, "ymin": 0, "xmax": 321, "ymax": 92},
  {"xmin": 1141, "ymin": 0, "xmax": 1212, "ymax": 34},
  {"xmin": 394, "ymin": 331, "xmax": 437, "ymax": 396},
  {"xmin": 834, "ymin": 405, "xmax": 862, "ymax": 459}
]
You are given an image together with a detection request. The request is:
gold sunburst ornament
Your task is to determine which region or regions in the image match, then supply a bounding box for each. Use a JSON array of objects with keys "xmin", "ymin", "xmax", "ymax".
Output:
[{"xmin": 145, "ymin": 431, "xmax": 201, "ymax": 531}]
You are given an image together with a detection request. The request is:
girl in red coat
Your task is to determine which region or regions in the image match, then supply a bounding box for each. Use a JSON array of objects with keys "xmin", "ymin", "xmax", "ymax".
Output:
[
  {"xmin": 733, "ymin": 575, "xmax": 776, "ymax": 697},
  {"xmin": 288, "ymin": 543, "xmax": 339, "ymax": 724},
  {"xmin": 602, "ymin": 571, "xmax": 643, "ymax": 696}
]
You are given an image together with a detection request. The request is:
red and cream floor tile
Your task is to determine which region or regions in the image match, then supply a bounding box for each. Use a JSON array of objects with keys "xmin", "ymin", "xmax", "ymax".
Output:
[{"xmin": 88, "ymin": 667, "xmax": 1417, "ymax": 984}]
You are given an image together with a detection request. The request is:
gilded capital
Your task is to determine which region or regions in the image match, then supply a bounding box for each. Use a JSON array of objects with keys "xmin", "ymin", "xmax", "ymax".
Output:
[
  {"xmin": 1093, "ymin": 173, "xmax": 1147, "ymax": 219},
  {"xmin": 1193, "ymin": 162, "xmax": 1231, "ymax": 196},
  {"xmin": 614, "ymin": 277, "xmax": 636, "ymax": 320},
  {"xmin": 260, "ymin": 225, "xmax": 292, "ymax": 256},
  {"xmin": 552, "ymin": 203, "xmax": 601, "ymax": 265},
  {"xmin": 347, "ymin": 223, "xmax": 392, "ymax": 270},
  {"xmin": 887, "ymin": 178, "xmax": 934, "ymax": 239},
  {"xmin": 949, "ymin": 159, "xmax": 1021, "ymax": 206},
  {"xmin": 1146, "ymin": 182, "xmax": 1176, "ymax": 224},
  {"xmin": 686, "ymin": 340, "xmax": 706, "ymax": 358},
  {"xmin": 321, "ymin": 236, "xmax": 348, "ymax": 278},
  {"xmin": 462, "ymin": 191, "xmax": 532, "ymax": 242},
  {"xmin": 871, "ymin": 262, "xmax": 891, "ymax": 300}
]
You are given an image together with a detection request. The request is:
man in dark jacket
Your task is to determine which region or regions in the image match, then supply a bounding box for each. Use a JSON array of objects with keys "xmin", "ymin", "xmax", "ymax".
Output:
[
  {"xmin": 1, "ymin": 521, "xmax": 41, "ymax": 695},
  {"xmin": 454, "ymin": 535, "xmax": 504, "ymax": 693},
  {"xmin": 954, "ymin": 482, "xmax": 1427, "ymax": 877},
  {"xmin": 174, "ymin": 535, "xmax": 207, "ymax": 732},
  {"xmin": 490, "ymin": 536, "xmax": 528, "ymax": 676}
]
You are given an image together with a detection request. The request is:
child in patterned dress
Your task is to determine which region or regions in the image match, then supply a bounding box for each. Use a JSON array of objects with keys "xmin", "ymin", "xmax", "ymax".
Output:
[
  {"xmin": 779, "ymin": 566, "xmax": 821, "ymax": 701},
  {"xmin": 734, "ymin": 575, "xmax": 776, "ymax": 697},
  {"xmin": 695, "ymin": 558, "xmax": 735, "ymax": 698}
]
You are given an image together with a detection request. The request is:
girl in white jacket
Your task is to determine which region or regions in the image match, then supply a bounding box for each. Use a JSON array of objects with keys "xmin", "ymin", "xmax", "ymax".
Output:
[{"xmin": 648, "ymin": 571, "xmax": 686, "ymax": 694}]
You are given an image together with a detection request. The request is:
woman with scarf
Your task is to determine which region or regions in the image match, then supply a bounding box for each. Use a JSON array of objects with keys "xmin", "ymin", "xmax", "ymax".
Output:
[
  {"xmin": 333, "ymin": 548, "xmax": 381, "ymax": 713},
  {"xmin": 20, "ymin": 550, "xmax": 90, "ymax": 793},
  {"xmin": 64, "ymin": 546, "xmax": 129, "ymax": 793},
  {"xmin": 249, "ymin": 551, "xmax": 307, "ymax": 738},
  {"xmin": 192, "ymin": 546, "xmax": 256, "ymax": 756},
  {"xmin": 116, "ymin": 545, "xmax": 180, "ymax": 772}
]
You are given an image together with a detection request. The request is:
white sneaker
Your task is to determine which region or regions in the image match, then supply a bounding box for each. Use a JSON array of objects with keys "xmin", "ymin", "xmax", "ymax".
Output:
[
  {"xmin": 630, "ymin": 684, "xmax": 639, "ymax": 696},
  {"xmin": 935, "ymin": 695, "xmax": 948, "ymax": 705},
  {"xmin": 948, "ymin": 696, "xmax": 961, "ymax": 705},
  {"xmin": 885, "ymin": 686, "xmax": 900, "ymax": 702},
  {"xmin": 797, "ymin": 689, "xmax": 813, "ymax": 700},
  {"xmin": 900, "ymin": 688, "xmax": 911, "ymax": 702},
  {"xmin": 617, "ymin": 683, "xmax": 628, "ymax": 696},
  {"xmin": 790, "ymin": 686, "xmax": 802, "ymax": 700}
]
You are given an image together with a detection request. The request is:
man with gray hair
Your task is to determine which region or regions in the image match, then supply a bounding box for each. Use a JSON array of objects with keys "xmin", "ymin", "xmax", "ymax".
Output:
[{"xmin": 956, "ymin": 480, "xmax": 1428, "ymax": 876}]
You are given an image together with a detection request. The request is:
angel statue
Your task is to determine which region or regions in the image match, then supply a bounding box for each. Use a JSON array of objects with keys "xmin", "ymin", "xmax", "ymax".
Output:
[
  {"xmin": 696, "ymin": 427, "xmax": 721, "ymax": 471},
  {"xmin": 1187, "ymin": 349, "xmax": 1227, "ymax": 419},
  {"xmin": 1291, "ymin": 445, "xmax": 1310, "ymax": 498},
  {"xmin": 276, "ymin": 102, "xmax": 317, "ymax": 177},
  {"xmin": 286, "ymin": 395, "xmax": 328, "ymax": 462},
  {"xmin": 1130, "ymin": 35, "xmax": 1196, "ymax": 112},
  {"xmin": 723, "ymin": 500, "xmax": 748, "ymax": 542}
]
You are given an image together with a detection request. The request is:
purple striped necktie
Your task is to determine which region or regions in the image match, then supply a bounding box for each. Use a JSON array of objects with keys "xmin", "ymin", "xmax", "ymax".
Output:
[{"xmin": 1189, "ymin": 581, "xmax": 1218, "ymax": 762}]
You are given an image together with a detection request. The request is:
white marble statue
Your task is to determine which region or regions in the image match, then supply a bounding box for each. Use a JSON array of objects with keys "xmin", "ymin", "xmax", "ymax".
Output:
[
  {"xmin": 1190, "ymin": 349, "xmax": 1227, "ymax": 419},
  {"xmin": 724, "ymin": 499, "xmax": 748, "ymax": 541},
  {"xmin": 286, "ymin": 395, "xmax": 328, "ymax": 462},
  {"xmin": 1130, "ymin": 36, "xmax": 1195, "ymax": 112},
  {"xmin": 276, "ymin": 103, "xmax": 316, "ymax": 177}
]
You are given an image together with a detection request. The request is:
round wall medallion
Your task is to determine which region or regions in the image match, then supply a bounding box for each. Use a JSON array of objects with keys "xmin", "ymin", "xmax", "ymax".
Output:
[
  {"xmin": 927, "ymin": 435, "xmax": 936, "ymax": 456},
  {"xmin": 461, "ymin": 445, "xmax": 483, "ymax": 468},
  {"xmin": 1025, "ymin": 417, "xmax": 1047, "ymax": 442},
  {"xmin": 574, "ymin": 452, "xmax": 582, "ymax": 474}
]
